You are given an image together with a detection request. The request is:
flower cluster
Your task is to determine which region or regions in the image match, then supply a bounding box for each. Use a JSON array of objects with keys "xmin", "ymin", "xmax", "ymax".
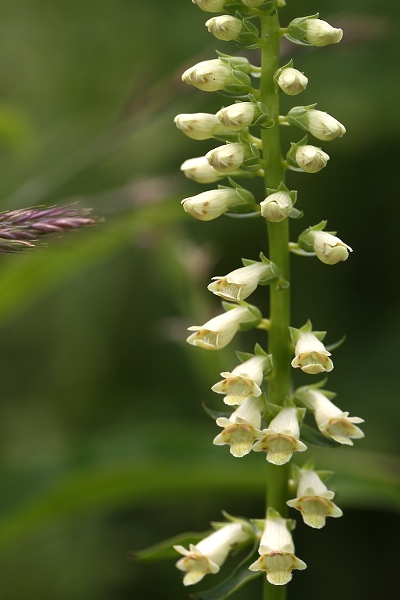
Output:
[{"xmin": 166, "ymin": 1, "xmax": 363, "ymax": 594}]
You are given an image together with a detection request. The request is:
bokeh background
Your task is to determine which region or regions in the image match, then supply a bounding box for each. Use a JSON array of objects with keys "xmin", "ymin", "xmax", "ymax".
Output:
[{"xmin": 0, "ymin": 1, "xmax": 399, "ymax": 599}]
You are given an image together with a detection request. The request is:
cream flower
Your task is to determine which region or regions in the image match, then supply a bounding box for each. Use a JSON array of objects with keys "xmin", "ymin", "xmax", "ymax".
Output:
[
  {"xmin": 174, "ymin": 112, "xmax": 232, "ymax": 140},
  {"xmin": 308, "ymin": 230, "xmax": 352, "ymax": 265},
  {"xmin": 205, "ymin": 16, "xmax": 243, "ymax": 41},
  {"xmin": 260, "ymin": 191, "xmax": 294, "ymax": 222},
  {"xmin": 187, "ymin": 306, "xmax": 258, "ymax": 350},
  {"xmin": 302, "ymin": 18, "xmax": 343, "ymax": 47},
  {"xmin": 295, "ymin": 145, "xmax": 330, "ymax": 173},
  {"xmin": 277, "ymin": 67, "xmax": 308, "ymax": 96},
  {"xmin": 180, "ymin": 157, "xmax": 224, "ymax": 184},
  {"xmin": 300, "ymin": 389, "xmax": 364, "ymax": 445},
  {"xmin": 206, "ymin": 143, "xmax": 245, "ymax": 173},
  {"xmin": 182, "ymin": 188, "xmax": 246, "ymax": 222},
  {"xmin": 211, "ymin": 355, "xmax": 268, "ymax": 405},
  {"xmin": 216, "ymin": 102, "xmax": 257, "ymax": 131},
  {"xmin": 287, "ymin": 468, "xmax": 343, "ymax": 528},
  {"xmin": 213, "ymin": 396, "xmax": 264, "ymax": 457},
  {"xmin": 252, "ymin": 407, "xmax": 307, "ymax": 465},
  {"xmin": 302, "ymin": 109, "xmax": 346, "ymax": 141},
  {"xmin": 182, "ymin": 58, "xmax": 250, "ymax": 93},
  {"xmin": 174, "ymin": 522, "xmax": 249, "ymax": 586},
  {"xmin": 249, "ymin": 510, "xmax": 307, "ymax": 586},
  {"xmin": 208, "ymin": 259, "xmax": 277, "ymax": 302},
  {"xmin": 192, "ymin": 0, "xmax": 227, "ymax": 12},
  {"xmin": 291, "ymin": 331, "xmax": 333, "ymax": 374}
]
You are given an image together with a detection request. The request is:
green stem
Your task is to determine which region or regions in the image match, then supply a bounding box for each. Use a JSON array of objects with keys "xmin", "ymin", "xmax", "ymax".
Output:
[{"xmin": 259, "ymin": 6, "xmax": 290, "ymax": 600}]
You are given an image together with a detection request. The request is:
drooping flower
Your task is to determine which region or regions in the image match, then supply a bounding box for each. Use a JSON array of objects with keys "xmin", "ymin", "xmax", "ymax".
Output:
[
  {"xmin": 252, "ymin": 407, "xmax": 307, "ymax": 465},
  {"xmin": 287, "ymin": 467, "xmax": 343, "ymax": 528},
  {"xmin": 296, "ymin": 388, "xmax": 364, "ymax": 445},
  {"xmin": 174, "ymin": 521, "xmax": 250, "ymax": 586},
  {"xmin": 187, "ymin": 305, "xmax": 260, "ymax": 350},
  {"xmin": 208, "ymin": 256, "xmax": 278, "ymax": 302},
  {"xmin": 213, "ymin": 396, "xmax": 264, "ymax": 457},
  {"xmin": 211, "ymin": 354, "xmax": 269, "ymax": 405},
  {"xmin": 249, "ymin": 509, "xmax": 307, "ymax": 586},
  {"xmin": 291, "ymin": 329, "xmax": 333, "ymax": 375}
]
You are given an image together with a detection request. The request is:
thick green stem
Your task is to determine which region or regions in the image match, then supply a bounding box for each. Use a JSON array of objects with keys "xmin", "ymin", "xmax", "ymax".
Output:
[{"xmin": 260, "ymin": 6, "xmax": 290, "ymax": 600}]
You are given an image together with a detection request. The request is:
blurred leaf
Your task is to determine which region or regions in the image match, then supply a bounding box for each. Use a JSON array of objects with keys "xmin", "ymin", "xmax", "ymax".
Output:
[
  {"xmin": 0, "ymin": 196, "xmax": 182, "ymax": 327},
  {"xmin": 0, "ymin": 424, "xmax": 398, "ymax": 551}
]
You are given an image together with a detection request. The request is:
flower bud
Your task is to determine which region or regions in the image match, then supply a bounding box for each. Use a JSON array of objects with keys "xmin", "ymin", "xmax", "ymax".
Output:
[
  {"xmin": 174, "ymin": 113, "xmax": 232, "ymax": 140},
  {"xmin": 260, "ymin": 191, "xmax": 294, "ymax": 222},
  {"xmin": 277, "ymin": 67, "xmax": 308, "ymax": 96},
  {"xmin": 295, "ymin": 145, "xmax": 329, "ymax": 173},
  {"xmin": 217, "ymin": 102, "xmax": 257, "ymax": 131},
  {"xmin": 180, "ymin": 157, "xmax": 224, "ymax": 184},
  {"xmin": 206, "ymin": 143, "xmax": 245, "ymax": 173},
  {"xmin": 182, "ymin": 58, "xmax": 250, "ymax": 93},
  {"xmin": 302, "ymin": 18, "xmax": 343, "ymax": 47},
  {"xmin": 205, "ymin": 16, "xmax": 243, "ymax": 41},
  {"xmin": 182, "ymin": 188, "xmax": 244, "ymax": 221},
  {"xmin": 309, "ymin": 230, "xmax": 352, "ymax": 265},
  {"xmin": 192, "ymin": 0, "xmax": 227, "ymax": 12},
  {"xmin": 291, "ymin": 108, "xmax": 345, "ymax": 141}
]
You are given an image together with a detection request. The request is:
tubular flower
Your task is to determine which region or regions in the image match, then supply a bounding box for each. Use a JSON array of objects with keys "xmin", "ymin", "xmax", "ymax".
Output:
[
  {"xmin": 182, "ymin": 58, "xmax": 250, "ymax": 93},
  {"xmin": 287, "ymin": 468, "xmax": 343, "ymax": 529},
  {"xmin": 299, "ymin": 388, "xmax": 364, "ymax": 445},
  {"xmin": 182, "ymin": 187, "xmax": 253, "ymax": 222},
  {"xmin": 187, "ymin": 305, "xmax": 260, "ymax": 350},
  {"xmin": 308, "ymin": 230, "xmax": 352, "ymax": 265},
  {"xmin": 211, "ymin": 354, "xmax": 269, "ymax": 405},
  {"xmin": 249, "ymin": 509, "xmax": 307, "ymax": 586},
  {"xmin": 252, "ymin": 407, "xmax": 307, "ymax": 465},
  {"xmin": 295, "ymin": 145, "xmax": 329, "ymax": 173},
  {"xmin": 217, "ymin": 102, "xmax": 258, "ymax": 131},
  {"xmin": 213, "ymin": 396, "xmax": 264, "ymax": 457},
  {"xmin": 174, "ymin": 522, "xmax": 250, "ymax": 586},
  {"xmin": 208, "ymin": 258, "xmax": 278, "ymax": 302},
  {"xmin": 291, "ymin": 331, "xmax": 333, "ymax": 374},
  {"xmin": 174, "ymin": 112, "xmax": 232, "ymax": 140}
]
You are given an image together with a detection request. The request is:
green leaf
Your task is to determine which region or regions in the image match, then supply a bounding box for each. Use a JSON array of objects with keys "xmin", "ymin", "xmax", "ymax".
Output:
[
  {"xmin": 134, "ymin": 531, "xmax": 208, "ymax": 563},
  {"xmin": 191, "ymin": 544, "xmax": 261, "ymax": 600}
]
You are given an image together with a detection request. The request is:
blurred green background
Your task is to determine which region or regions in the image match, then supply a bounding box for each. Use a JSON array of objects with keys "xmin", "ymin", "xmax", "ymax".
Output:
[{"xmin": 0, "ymin": 0, "xmax": 399, "ymax": 599}]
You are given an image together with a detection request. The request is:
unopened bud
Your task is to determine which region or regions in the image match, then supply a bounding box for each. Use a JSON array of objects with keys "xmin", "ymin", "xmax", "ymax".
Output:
[
  {"xmin": 174, "ymin": 113, "xmax": 232, "ymax": 140},
  {"xmin": 192, "ymin": 0, "xmax": 227, "ymax": 12},
  {"xmin": 205, "ymin": 16, "xmax": 243, "ymax": 41},
  {"xmin": 295, "ymin": 145, "xmax": 329, "ymax": 173},
  {"xmin": 277, "ymin": 67, "xmax": 308, "ymax": 96},
  {"xmin": 217, "ymin": 102, "xmax": 257, "ymax": 131},
  {"xmin": 260, "ymin": 191, "xmax": 294, "ymax": 222},
  {"xmin": 180, "ymin": 157, "xmax": 224, "ymax": 183},
  {"xmin": 302, "ymin": 18, "xmax": 343, "ymax": 47},
  {"xmin": 206, "ymin": 143, "xmax": 245, "ymax": 173}
]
